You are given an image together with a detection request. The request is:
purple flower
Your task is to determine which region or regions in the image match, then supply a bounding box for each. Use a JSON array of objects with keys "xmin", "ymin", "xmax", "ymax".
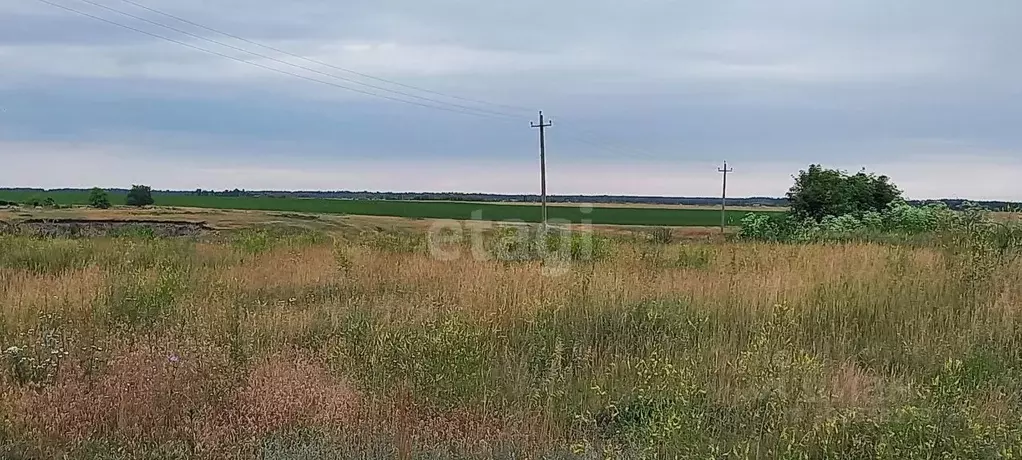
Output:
[{"xmin": 168, "ymin": 354, "xmax": 180, "ymax": 363}]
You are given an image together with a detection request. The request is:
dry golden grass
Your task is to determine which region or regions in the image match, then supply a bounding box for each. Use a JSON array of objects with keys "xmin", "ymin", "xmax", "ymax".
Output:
[
  {"xmin": 0, "ymin": 266, "xmax": 106, "ymax": 328},
  {"xmin": 992, "ymin": 211, "xmax": 1022, "ymax": 222},
  {"xmin": 7, "ymin": 335, "xmax": 360, "ymax": 458},
  {"xmin": 1, "ymin": 222, "xmax": 1021, "ymax": 457}
]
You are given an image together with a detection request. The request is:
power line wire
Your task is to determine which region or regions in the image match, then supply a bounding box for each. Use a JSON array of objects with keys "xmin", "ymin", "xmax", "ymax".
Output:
[
  {"xmin": 556, "ymin": 123, "xmax": 668, "ymax": 162},
  {"xmin": 32, "ymin": 0, "xmax": 523, "ymax": 121},
  {"xmin": 112, "ymin": 0, "xmax": 537, "ymax": 116},
  {"xmin": 67, "ymin": 0, "xmax": 524, "ymax": 120},
  {"xmin": 34, "ymin": 0, "xmax": 674, "ymax": 164},
  {"xmin": 83, "ymin": 0, "xmax": 663, "ymax": 158}
]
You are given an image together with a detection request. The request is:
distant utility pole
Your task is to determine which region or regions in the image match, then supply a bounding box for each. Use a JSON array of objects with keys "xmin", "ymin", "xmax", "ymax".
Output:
[
  {"xmin": 531, "ymin": 111, "xmax": 552, "ymax": 232},
  {"xmin": 718, "ymin": 160, "xmax": 733, "ymax": 233}
]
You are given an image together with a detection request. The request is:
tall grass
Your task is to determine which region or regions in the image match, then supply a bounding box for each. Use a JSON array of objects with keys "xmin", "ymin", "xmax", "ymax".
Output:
[{"xmin": 0, "ymin": 220, "xmax": 1021, "ymax": 458}]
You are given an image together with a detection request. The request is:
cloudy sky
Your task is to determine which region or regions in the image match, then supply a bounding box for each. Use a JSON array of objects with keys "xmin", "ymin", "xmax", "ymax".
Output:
[{"xmin": 1, "ymin": 0, "xmax": 1021, "ymax": 199}]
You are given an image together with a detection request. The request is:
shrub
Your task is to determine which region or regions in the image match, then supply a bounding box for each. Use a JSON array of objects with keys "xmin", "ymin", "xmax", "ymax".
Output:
[
  {"xmin": 739, "ymin": 200, "xmax": 963, "ymax": 244},
  {"xmin": 125, "ymin": 185, "xmax": 155, "ymax": 207},
  {"xmin": 787, "ymin": 164, "xmax": 902, "ymax": 221},
  {"xmin": 87, "ymin": 188, "xmax": 111, "ymax": 209},
  {"xmin": 22, "ymin": 195, "xmax": 56, "ymax": 208},
  {"xmin": 737, "ymin": 213, "xmax": 805, "ymax": 242}
]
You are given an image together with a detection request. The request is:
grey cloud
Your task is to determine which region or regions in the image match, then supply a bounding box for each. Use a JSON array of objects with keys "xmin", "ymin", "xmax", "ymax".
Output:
[
  {"xmin": 0, "ymin": 12, "xmax": 148, "ymax": 45},
  {"xmin": 6, "ymin": 0, "xmax": 1021, "ymax": 91},
  {"xmin": 2, "ymin": 0, "xmax": 1022, "ymax": 197}
]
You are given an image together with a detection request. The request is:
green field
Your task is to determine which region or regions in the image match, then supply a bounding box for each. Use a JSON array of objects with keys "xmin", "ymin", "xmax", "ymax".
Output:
[{"xmin": 0, "ymin": 190, "xmax": 779, "ymax": 226}]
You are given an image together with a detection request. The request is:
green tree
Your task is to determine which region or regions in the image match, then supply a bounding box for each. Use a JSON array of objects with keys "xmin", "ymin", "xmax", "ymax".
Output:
[
  {"xmin": 125, "ymin": 184, "xmax": 155, "ymax": 207},
  {"xmin": 88, "ymin": 187, "xmax": 111, "ymax": 209},
  {"xmin": 786, "ymin": 164, "xmax": 902, "ymax": 221}
]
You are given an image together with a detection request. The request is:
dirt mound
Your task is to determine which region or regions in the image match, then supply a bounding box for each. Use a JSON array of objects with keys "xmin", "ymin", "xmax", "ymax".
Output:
[{"xmin": 0, "ymin": 219, "xmax": 213, "ymax": 238}]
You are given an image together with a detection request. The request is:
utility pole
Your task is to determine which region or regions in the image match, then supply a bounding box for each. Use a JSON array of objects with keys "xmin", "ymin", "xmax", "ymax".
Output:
[
  {"xmin": 718, "ymin": 160, "xmax": 733, "ymax": 233},
  {"xmin": 531, "ymin": 111, "xmax": 552, "ymax": 232}
]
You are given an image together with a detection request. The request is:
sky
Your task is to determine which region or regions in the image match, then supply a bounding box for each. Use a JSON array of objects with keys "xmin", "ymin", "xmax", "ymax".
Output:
[{"xmin": 1, "ymin": 0, "xmax": 1021, "ymax": 199}]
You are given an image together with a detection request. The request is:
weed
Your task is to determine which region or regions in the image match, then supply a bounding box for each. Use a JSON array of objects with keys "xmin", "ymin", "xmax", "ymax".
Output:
[
  {"xmin": 0, "ymin": 214, "xmax": 1019, "ymax": 457},
  {"xmin": 647, "ymin": 227, "xmax": 673, "ymax": 245},
  {"xmin": 109, "ymin": 224, "xmax": 157, "ymax": 240},
  {"xmin": 3, "ymin": 313, "xmax": 69, "ymax": 388}
]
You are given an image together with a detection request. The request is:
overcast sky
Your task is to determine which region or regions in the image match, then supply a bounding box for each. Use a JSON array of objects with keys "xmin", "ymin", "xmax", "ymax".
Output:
[{"xmin": 1, "ymin": 0, "xmax": 1021, "ymax": 199}]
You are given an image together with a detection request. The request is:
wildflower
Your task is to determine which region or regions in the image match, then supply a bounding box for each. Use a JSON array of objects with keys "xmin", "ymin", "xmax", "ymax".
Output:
[{"xmin": 168, "ymin": 354, "xmax": 180, "ymax": 363}]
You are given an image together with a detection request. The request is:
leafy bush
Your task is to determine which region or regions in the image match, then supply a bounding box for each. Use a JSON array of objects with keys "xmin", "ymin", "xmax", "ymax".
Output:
[
  {"xmin": 22, "ymin": 195, "xmax": 57, "ymax": 208},
  {"xmin": 787, "ymin": 164, "xmax": 902, "ymax": 221},
  {"xmin": 737, "ymin": 213, "xmax": 806, "ymax": 242},
  {"xmin": 87, "ymin": 187, "xmax": 111, "ymax": 209},
  {"xmin": 125, "ymin": 185, "xmax": 155, "ymax": 207},
  {"xmin": 739, "ymin": 200, "xmax": 963, "ymax": 244},
  {"xmin": 743, "ymin": 165, "xmax": 970, "ymax": 244}
]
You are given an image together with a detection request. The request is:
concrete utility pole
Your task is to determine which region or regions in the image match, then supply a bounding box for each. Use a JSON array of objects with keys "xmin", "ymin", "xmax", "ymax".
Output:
[
  {"xmin": 718, "ymin": 160, "xmax": 733, "ymax": 233},
  {"xmin": 531, "ymin": 111, "xmax": 552, "ymax": 232}
]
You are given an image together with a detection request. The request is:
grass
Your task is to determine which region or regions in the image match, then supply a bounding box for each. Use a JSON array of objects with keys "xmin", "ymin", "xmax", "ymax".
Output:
[
  {"xmin": 0, "ymin": 190, "xmax": 776, "ymax": 227},
  {"xmin": 1, "ymin": 217, "xmax": 1021, "ymax": 458}
]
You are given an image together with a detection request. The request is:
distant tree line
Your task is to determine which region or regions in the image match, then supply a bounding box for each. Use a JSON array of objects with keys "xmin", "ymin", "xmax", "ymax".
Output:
[
  {"xmin": 2, "ymin": 187, "xmax": 1018, "ymax": 211},
  {"xmin": 167, "ymin": 189, "xmax": 1022, "ymax": 211},
  {"xmin": 179, "ymin": 189, "xmax": 789, "ymax": 207}
]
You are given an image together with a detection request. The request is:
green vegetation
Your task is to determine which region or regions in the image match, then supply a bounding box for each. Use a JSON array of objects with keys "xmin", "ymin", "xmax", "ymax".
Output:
[
  {"xmin": 486, "ymin": 226, "xmax": 615, "ymax": 263},
  {"xmin": 21, "ymin": 195, "xmax": 57, "ymax": 208},
  {"xmin": 739, "ymin": 200, "xmax": 955, "ymax": 243},
  {"xmin": 125, "ymin": 185, "xmax": 155, "ymax": 207},
  {"xmin": 0, "ymin": 189, "xmax": 775, "ymax": 226},
  {"xmin": 87, "ymin": 187, "xmax": 111, "ymax": 209},
  {"xmin": 2, "ymin": 168, "xmax": 1020, "ymax": 457},
  {"xmin": 737, "ymin": 164, "xmax": 1020, "ymax": 245},
  {"xmin": 0, "ymin": 211, "xmax": 1020, "ymax": 458},
  {"xmin": 787, "ymin": 164, "xmax": 901, "ymax": 221}
]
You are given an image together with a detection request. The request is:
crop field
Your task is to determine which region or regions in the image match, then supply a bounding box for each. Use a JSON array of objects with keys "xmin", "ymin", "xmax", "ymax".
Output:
[
  {"xmin": 1, "ymin": 211, "xmax": 1021, "ymax": 458},
  {"xmin": 0, "ymin": 190, "xmax": 776, "ymax": 227}
]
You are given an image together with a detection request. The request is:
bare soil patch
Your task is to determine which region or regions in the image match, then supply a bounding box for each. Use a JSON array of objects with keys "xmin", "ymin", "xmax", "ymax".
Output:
[{"xmin": 0, "ymin": 218, "xmax": 213, "ymax": 238}]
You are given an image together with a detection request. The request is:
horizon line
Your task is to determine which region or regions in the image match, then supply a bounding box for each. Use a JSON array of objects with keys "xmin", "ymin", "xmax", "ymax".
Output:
[{"xmin": 1, "ymin": 187, "xmax": 1018, "ymax": 205}]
